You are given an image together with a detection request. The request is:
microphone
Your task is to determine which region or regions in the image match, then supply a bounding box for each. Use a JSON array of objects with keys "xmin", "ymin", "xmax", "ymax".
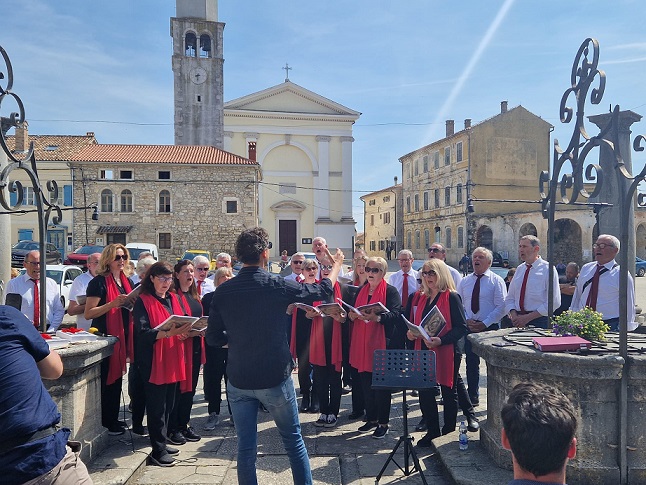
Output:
[{"xmin": 88, "ymin": 327, "xmax": 108, "ymax": 337}]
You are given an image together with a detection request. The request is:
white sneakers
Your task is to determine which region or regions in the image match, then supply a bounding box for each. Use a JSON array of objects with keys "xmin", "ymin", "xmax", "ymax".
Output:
[{"xmin": 314, "ymin": 414, "xmax": 338, "ymax": 428}]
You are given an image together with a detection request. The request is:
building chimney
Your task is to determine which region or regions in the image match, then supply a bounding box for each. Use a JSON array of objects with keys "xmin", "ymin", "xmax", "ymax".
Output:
[
  {"xmin": 86, "ymin": 132, "xmax": 95, "ymax": 137},
  {"xmin": 501, "ymin": 101, "xmax": 508, "ymax": 113},
  {"xmin": 464, "ymin": 119, "xmax": 471, "ymax": 129},
  {"xmin": 15, "ymin": 121, "xmax": 28, "ymax": 152},
  {"xmin": 446, "ymin": 119, "xmax": 455, "ymax": 137}
]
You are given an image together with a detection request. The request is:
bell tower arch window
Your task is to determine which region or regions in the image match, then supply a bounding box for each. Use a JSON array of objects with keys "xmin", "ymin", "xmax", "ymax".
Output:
[
  {"xmin": 199, "ymin": 34, "xmax": 211, "ymax": 58},
  {"xmin": 185, "ymin": 32, "xmax": 197, "ymax": 57}
]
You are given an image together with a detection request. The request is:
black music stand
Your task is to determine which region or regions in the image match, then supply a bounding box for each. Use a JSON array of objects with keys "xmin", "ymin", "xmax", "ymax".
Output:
[{"xmin": 372, "ymin": 349, "xmax": 436, "ymax": 485}]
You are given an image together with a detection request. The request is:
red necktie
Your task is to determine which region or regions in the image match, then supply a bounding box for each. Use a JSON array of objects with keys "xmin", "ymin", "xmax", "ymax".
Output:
[
  {"xmin": 586, "ymin": 265, "xmax": 602, "ymax": 311},
  {"xmin": 197, "ymin": 280, "xmax": 202, "ymax": 295},
  {"xmin": 519, "ymin": 264, "xmax": 532, "ymax": 313},
  {"xmin": 31, "ymin": 278, "xmax": 40, "ymax": 328},
  {"xmin": 402, "ymin": 273, "xmax": 409, "ymax": 308},
  {"xmin": 471, "ymin": 274, "xmax": 483, "ymax": 314}
]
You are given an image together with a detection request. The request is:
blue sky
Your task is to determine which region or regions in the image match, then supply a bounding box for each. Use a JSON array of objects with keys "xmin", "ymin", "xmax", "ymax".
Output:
[{"xmin": 1, "ymin": 0, "xmax": 645, "ymax": 230}]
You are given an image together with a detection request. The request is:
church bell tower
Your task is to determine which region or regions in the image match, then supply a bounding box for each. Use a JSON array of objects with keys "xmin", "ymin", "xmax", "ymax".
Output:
[{"xmin": 171, "ymin": 0, "xmax": 224, "ymax": 148}]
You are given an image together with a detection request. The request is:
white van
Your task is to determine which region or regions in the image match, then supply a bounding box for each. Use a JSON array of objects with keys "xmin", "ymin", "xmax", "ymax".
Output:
[{"xmin": 126, "ymin": 243, "xmax": 159, "ymax": 261}]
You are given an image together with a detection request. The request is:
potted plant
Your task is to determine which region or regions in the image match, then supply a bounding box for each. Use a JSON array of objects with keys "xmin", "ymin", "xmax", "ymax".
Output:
[{"xmin": 552, "ymin": 307, "xmax": 609, "ymax": 341}]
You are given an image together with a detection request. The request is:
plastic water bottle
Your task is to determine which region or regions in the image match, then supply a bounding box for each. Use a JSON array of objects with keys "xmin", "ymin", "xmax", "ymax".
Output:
[{"xmin": 459, "ymin": 421, "xmax": 468, "ymax": 451}]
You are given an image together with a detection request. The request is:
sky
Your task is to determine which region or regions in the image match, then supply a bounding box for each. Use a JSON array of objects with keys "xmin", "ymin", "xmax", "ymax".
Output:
[{"xmin": 1, "ymin": 0, "xmax": 645, "ymax": 231}]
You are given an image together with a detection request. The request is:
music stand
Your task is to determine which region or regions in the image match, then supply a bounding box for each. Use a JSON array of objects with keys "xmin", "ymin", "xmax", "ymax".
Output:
[{"xmin": 372, "ymin": 349, "xmax": 436, "ymax": 485}]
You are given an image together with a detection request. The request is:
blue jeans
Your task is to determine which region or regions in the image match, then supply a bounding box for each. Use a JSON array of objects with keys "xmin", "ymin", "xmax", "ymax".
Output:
[{"xmin": 228, "ymin": 377, "xmax": 312, "ymax": 485}]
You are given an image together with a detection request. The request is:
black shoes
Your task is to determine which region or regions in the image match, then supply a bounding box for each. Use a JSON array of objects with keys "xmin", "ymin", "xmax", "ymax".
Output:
[
  {"xmin": 166, "ymin": 446, "xmax": 180, "ymax": 455},
  {"xmin": 372, "ymin": 425, "xmax": 388, "ymax": 439},
  {"xmin": 182, "ymin": 426, "xmax": 201, "ymax": 442},
  {"xmin": 309, "ymin": 395, "xmax": 320, "ymax": 413},
  {"xmin": 168, "ymin": 431, "xmax": 187, "ymax": 445},
  {"xmin": 417, "ymin": 432, "xmax": 440, "ymax": 448},
  {"xmin": 132, "ymin": 425, "xmax": 148, "ymax": 437},
  {"xmin": 358, "ymin": 421, "xmax": 378, "ymax": 432},
  {"xmin": 106, "ymin": 423, "xmax": 126, "ymax": 436},
  {"xmin": 415, "ymin": 418, "xmax": 427, "ymax": 432},
  {"xmin": 341, "ymin": 385, "xmax": 352, "ymax": 395},
  {"xmin": 151, "ymin": 453, "xmax": 175, "ymax": 467},
  {"xmin": 299, "ymin": 394, "xmax": 311, "ymax": 413},
  {"xmin": 348, "ymin": 410, "xmax": 364, "ymax": 420}
]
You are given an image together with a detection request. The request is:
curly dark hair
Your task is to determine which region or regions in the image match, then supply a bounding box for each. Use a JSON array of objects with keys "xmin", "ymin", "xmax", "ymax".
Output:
[
  {"xmin": 139, "ymin": 261, "xmax": 174, "ymax": 295},
  {"xmin": 235, "ymin": 227, "xmax": 270, "ymax": 264}
]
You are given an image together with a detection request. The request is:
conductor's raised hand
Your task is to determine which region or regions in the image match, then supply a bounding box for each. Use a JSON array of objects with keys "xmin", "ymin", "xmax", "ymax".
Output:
[{"xmin": 324, "ymin": 247, "xmax": 345, "ymax": 267}]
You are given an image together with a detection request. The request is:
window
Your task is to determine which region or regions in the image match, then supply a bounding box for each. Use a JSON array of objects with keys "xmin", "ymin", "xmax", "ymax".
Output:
[
  {"xmin": 370, "ymin": 240, "xmax": 376, "ymax": 251},
  {"xmin": 414, "ymin": 160, "xmax": 419, "ymax": 176},
  {"xmin": 423, "ymin": 155, "xmax": 429, "ymax": 173},
  {"xmin": 379, "ymin": 240, "xmax": 386, "ymax": 251},
  {"xmin": 185, "ymin": 32, "xmax": 197, "ymax": 57},
  {"xmin": 434, "ymin": 227, "xmax": 441, "ymax": 243},
  {"xmin": 383, "ymin": 212, "xmax": 390, "ymax": 224},
  {"xmin": 199, "ymin": 34, "xmax": 211, "ymax": 58},
  {"xmin": 159, "ymin": 190, "xmax": 171, "ymax": 213},
  {"xmin": 49, "ymin": 189, "xmax": 63, "ymax": 206},
  {"xmin": 248, "ymin": 141, "xmax": 257, "ymax": 162},
  {"xmin": 445, "ymin": 186, "xmax": 451, "ymax": 206},
  {"xmin": 423, "ymin": 191, "xmax": 429, "ymax": 210},
  {"xmin": 226, "ymin": 200, "xmax": 238, "ymax": 214},
  {"xmin": 120, "ymin": 190, "xmax": 133, "ymax": 213},
  {"xmin": 434, "ymin": 189, "xmax": 440, "ymax": 208},
  {"xmin": 446, "ymin": 227, "xmax": 452, "ymax": 248},
  {"xmin": 100, "ymin": 170, "xmax": 114, "ymax": 180},
  {"xmin": 369, "ymin": 199, "xmax": 376, "ymax": 206},
  {"xmin": 456, "ymin": 183, "xmax": 463, "ymax": 204},
  {"xmin": 407, "ymin": 231, "xmax": 412, "ymax": 249},
  {"xmin": 158, "ymin": 171, "xmax": 171, "ymax": 180},
  {"xmin": 101, "ymin": 189, "xmax": 113, "ymax": 212},
  {"xmin": 370, "ymin": 214, "xmax": 375, "ymax": 226},
  {"xmin": 279, "ymin": 183, "xmax": 296, "ymax": 194},
  {"xmin": 458, "ymin": 227, "xmax": 464, "ymax": 248},
  {"xmin": 23, "ymin": 187, "xmax": 35, "ymax": 205},
  {"xmin": 406, "ymin": 196, "xmax": 411, "ymax": 213},
  {"xmin": 383, "ymin": 196, "xmax": 390, "ymax": 203},
  {"xmin": 405, "ymin": 163, "xmax": 410, "ymax": 179},
  {"xmin": 434, "ymin": 151, "xmax": 440, "ymax": 169},
  {"xmin": 415, "ymin": 230, "xmax": 420, "ymax": 249},
  {"xmin": 424, "ymin": 229, "xmax": 430, "ymax": 250},
  {"xmin": 456, "ymin": 142, "xmax": 463, "ymax": 162},
  {"xmin": 444, "ymin": 147, "xmax": 451, "ymax": 166},
  {"xmin": 159, "ymin": 233, "xmax": 171, "ymax": 250},
  {"xmin": 119, "ymin": 170, "xmax": 133, "ymax": 180},
  {"xmin": 414, "ymin": 194, "xmax": 419, "ymax": 212}
]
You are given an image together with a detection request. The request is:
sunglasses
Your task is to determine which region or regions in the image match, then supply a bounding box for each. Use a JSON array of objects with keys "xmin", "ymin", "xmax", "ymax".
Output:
[
  {"xmin": 320, "ymin": 264, "xmax": 333, "ymax": 270},
  {"xmin": 421, "ymin": 270, "xmax": 437, "ymax": 277},
  {"xmin": 365, "ymin": 267, "xmax": 381, "ymax": 274},
  {"xmin": 428, "ymin": 248, "xmax": 442, "ymax": 253},
  {"xmin": 196, "ymin": 267, "xmax": 209, "ymax": 272},
  {"xmin": 304, "ymin": 267, "xmax": 318, "ymax": 271},
  {"xmin": 114, "ymin": 254, "xmax": 127, "ymax": 261},
  {"xmin": 155, "ymin": 276, "xmax": 173, "ymax": 283},
  {"xmin": 292, "ymin": 260, "xmax": 304, "ymax": 265}
]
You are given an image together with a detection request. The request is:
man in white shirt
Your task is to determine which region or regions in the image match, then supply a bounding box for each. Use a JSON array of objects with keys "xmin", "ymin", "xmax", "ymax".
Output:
[
  {"xmin": 67, "ymin": 252, "xmax": 102, "ymax": 330},
  {"xmin": 505, "ymin": 235, "xmax": 560, "ymax": 329},
  {"xmin": 3, "ymin": 250, "xmax": 65, "ymax": 330},
  {"xmin": 284, "ymin": 252, "xmax": 306, "ymax": 283},
  {"xmin": 193, "ymin": 255, "xmax": 215, "ymax": 297},
  {"xmin": 428, "ymin": 243, "xmax": 462, "ymax": 288},
  {"xmin": 570, "ymin": 234, "xmax": 636, "ymax": 331},
  {"xmin": 208, "ymin": 253, "xmax": 233, "ymax": 281},
  {"xmin": 458, "ymin": 247, "xmax": 507, "ymax": 405},
  {"xmin": 388, "ymin": 249, "xmax": 418, "ymax": 309}
]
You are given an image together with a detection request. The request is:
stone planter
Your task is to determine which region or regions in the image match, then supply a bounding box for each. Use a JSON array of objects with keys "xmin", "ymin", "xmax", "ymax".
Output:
[
  {"xmin": 469, "ymin": 328, "xmax": 646, "ymax": 485},
  {"xmin": 43, "ymin": 337, "xmax": 116, "ymax": 463}
]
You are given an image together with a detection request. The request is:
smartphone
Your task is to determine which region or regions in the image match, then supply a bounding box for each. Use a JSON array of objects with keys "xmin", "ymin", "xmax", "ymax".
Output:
[{"xmin": 492, "ymin": 341, "xmax": 516, "ymax": 347}]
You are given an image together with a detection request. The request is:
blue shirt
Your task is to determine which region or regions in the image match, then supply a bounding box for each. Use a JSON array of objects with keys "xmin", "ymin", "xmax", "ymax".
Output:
[{"xmin": 0, "ymin": 306, "xmax": 69, "ymax": 483}]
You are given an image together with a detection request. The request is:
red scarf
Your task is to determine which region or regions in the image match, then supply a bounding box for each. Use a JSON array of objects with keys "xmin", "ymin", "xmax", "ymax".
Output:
[
  {"xmin": 309, "ymin": 282, "xmax": 343, "ymax": 371},
  {"xmin": 177, "ymin": 292, "xmax": 206, "ymax": 393},
  {"xmin": 105, "ymin": 272, "xmax": 134, "ymax": 386},
  {"xmin": 140, "ymin": 293, "xmax": 187, "ymax": 385},
  {"xmin": 349, "ymin": 279, "xmax": 388, "ymax": 373},
  {"xmin": 412, "ymin": 292, "xmax": 428, "ymax": 351},
  {"xmin": 425, "ymin": 291, "xmax": 454, "ymax": 388}
]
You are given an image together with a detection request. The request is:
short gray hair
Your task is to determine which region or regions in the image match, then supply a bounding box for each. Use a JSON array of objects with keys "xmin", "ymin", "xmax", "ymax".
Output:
[
  {"xmin": 520, "ymin": 235, "xmax": 540, "ymax": 247},
  {"xmin": 398, "ymin": 249, "xmax": 413, "ymax": 260},
  {"xmin": 216, "ymin": 252, "xmax": 231, "ymax": 262},
  {"xmin": 136, "ymin": 257, "xmax": 156, "ymax": 277},
  {"xmin": 598, "ymin": 234, "xmax": 620, "ymax": 251},
  {"xmin": 472, "ymin": 247, "xmax": 493, "ymax": 264},
  {"xmin": 193, "ymin": 255, "xmax": 210, "ymax": 266}
]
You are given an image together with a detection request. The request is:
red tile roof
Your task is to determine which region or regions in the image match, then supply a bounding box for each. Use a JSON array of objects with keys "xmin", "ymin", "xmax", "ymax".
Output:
[
  {"xmin": 70, "ymin": 144, "xmax": 257, "ymax": 166},
  {"xmin": 5, "ymin": 134, "xmax": 98, "ymax": 161}
]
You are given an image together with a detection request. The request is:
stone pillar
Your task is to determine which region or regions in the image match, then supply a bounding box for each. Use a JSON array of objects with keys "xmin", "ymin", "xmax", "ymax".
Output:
[
  {"xmin": 340, "ymin": 136, "xmax": 355, "ymax": 222},
  {"xmin": 589, "ymin": 110, "xmax": 642, "ymax": 275},
  {"xmin": 316, "ymin": 135, "xmax": 331, "ymax": 221}
]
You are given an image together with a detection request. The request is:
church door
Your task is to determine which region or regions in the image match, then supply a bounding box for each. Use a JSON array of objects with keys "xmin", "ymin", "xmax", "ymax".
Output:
[{"xmin": 279, "ymin": 220, "xmax": 297, "ymax": 256}]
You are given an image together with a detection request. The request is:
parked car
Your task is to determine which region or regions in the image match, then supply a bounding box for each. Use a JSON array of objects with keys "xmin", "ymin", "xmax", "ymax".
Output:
[
  {"xmin": 636, "ymin": 257, "xmax": 646, "ymax": 277},
  {"xmin": 64, "ymin": 245, "xmax": 105, "ymax": 269},
  {"xmin": 11, "ymin": 240, "xmax": 62, "ymax": 268},
  {"xmin": 19, "ymin": 264, "xmax": 83, "ymax": 310},
  {"xmin": 179, "ymin": 249, "xmax": 216, "ymax": 270},
  {"xmin": 126, "ymin": 242, "xmax": 159, "ymax": 261}
]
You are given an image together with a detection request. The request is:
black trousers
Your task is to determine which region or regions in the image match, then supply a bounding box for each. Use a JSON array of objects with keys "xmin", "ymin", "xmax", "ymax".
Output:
[
  {"xmin": 350, "ymin": 366, "xmax": 365, "ymax": 414},
  {"xmin": 169, "ymin": 346, "xmax": 201, "ymax": 432},
  {"xmin": 313, "ymin": 364, "xmax": 342, "ymax": 416},
  {"xmin": 203, "ymin": 344, "xmax": 230, "ymax": 415},
  {"xmin": 297, "ymin": 344, "xmax": 313, "ymax": 396},
  {"xmin": 129, "ymin": 364, "xmax": 147, "ymax": 428},
  {"xmin": 145, "ymin": 381, "xmax": 177, "ymax": 458},
  {"xmin": 100, "ymin": 357, "xmax": 123, "ymax": 429},
  {"xmin": 419, "ymin": 353, "xmax": 463, "ymax": 437},
  {"xmin": 360, "ymin": 372, "xmax": 392, "ymax": 425}
]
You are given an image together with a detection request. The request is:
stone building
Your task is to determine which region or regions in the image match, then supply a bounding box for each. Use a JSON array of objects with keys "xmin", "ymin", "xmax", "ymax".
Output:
[
  {"xmin": 360, "ymin": 180, "xmax": 402, "ymax": 258},
  {"xmin": 223, "ymin": 80, "xmax": 360, "ymax": 257},
  {"xmin": 5, "ymin": 123, "xmax": 97, "ymax": 257},
  {"xmin": 68, "ymin": 144, "xmax": 259, "ymax": 261}
]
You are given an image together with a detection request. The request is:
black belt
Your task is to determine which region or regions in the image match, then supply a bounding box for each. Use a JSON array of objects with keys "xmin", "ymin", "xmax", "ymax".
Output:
[{"xmin": 0, "ymin": 425, "xmax": 61, "ymax": 455}]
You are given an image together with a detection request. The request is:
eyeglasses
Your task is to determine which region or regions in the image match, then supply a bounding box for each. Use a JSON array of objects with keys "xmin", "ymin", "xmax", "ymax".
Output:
[
  {"xmin": 421, "ymin": 270, "xmax": 437, "ymax": 277},
  {"xmin": 428, "ymin": 248, "xmax": 442, "ymax": 254},
  {"xmin": 292, "ymin": 260, "xmax": 304, "ymax": 265},
  {"xmin": 196, "ymin": 267, "xmax": 209, "ymax": 272},
  {"xmin": 114, "ymin": 254, "xmax": 127, "ymax": 261},
  {"xmin": 26, "ymin": 261, "xmax": 41, "ymax": 266},
  {"xmin": 365, "ymin": 267, "xmax": 381, "ymax": 274},
  {"xmin": 320, "ymin": 265, "xmax": 333, "ymax": 270},
  {"xmin": 398, "ymin": 258, "xmax": 411, "ymax": 262},
  {"xmin": 593, "ymin": 243, "xmax": 614, "ymax": 249},
  {"xmin": 155, "ymin": 276, "xmax": 173, "ymax": 283},
  {"xmin": 304, "ymin": 267, "xmax": 318, "ymax": 271}
]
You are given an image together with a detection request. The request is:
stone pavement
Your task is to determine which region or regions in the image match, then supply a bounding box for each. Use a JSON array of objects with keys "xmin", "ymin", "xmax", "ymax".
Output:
[{"xmin": 87, "ymin": 355, "xmax": 513, "ymax": 485}]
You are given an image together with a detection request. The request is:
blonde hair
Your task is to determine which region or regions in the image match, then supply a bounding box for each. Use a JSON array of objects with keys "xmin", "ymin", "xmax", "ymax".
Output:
[
  {"xmin": 213, "ymin": 266, "xmax": 233, "ymax": 287},
  {"xmin": 420, "ymin": 259, "xmax": 455, "ymax": 294},
  {"xmin": 97, "ymin": 244, "xmax": 131, "ymax": 276},
  {"xmin": 366, "ymin": 256, "xmax": 387, "ymax": 274}
]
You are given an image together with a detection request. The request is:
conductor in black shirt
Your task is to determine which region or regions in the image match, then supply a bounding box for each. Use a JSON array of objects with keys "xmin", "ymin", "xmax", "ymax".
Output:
[{"xmin": 206, "ymin": 227, "xmax": 345, "ymax": 485}]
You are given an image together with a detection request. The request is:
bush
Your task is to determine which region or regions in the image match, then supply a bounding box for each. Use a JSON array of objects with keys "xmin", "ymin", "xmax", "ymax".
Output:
[{"xmin": 552, "ymin": 307, "xmax": 609, "ymax": 341}]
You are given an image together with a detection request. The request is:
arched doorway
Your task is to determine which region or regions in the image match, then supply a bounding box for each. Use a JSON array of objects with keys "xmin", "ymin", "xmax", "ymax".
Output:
[
  {"xmin": 553, "ymin": 218, "xmax": 582, "ymax": 266},
  {"xmin": 476, "ymin": 225, "xmax": 493, "ymax": 250},
  {"xmin": 519, "ymin": 223, "xmax": 537, "ymax": 238}
]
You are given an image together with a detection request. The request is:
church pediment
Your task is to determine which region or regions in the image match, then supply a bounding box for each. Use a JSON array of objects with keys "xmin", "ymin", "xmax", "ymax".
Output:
[
  {"xmin": 225, "ymin": 81, "xmax": 360, "ymax": 118},
  {"xmin": 270, "ymin": 200, "xmax": 307, "ymax": 212}
]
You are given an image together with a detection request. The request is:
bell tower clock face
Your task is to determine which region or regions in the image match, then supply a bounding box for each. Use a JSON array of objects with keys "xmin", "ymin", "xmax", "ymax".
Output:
[{"xmin": 190, "ymin": 67, "xmax": 207, "ymax": 85}]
